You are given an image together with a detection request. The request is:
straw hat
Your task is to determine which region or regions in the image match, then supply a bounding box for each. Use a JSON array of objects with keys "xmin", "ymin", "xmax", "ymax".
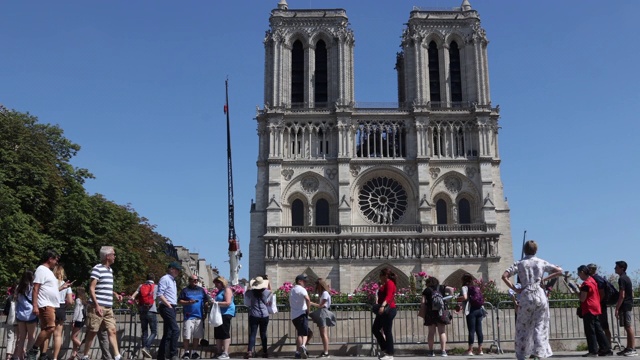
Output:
[
  {"xmin": 213, "ymin": 276, "xmax": 228, "ymax": 288},
  {"xmin": 249, "ymin": 276, "xmax": 269, "ymax": 290}
]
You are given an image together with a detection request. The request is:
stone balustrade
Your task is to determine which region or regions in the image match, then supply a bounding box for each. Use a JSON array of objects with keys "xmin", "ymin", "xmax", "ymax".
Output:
[
  {"xmin": 263, "ymin": 235, "xmax": 500, "ymax": 261},
  {"xmin": 266, "ymin": 223, "xmax": 495, "ymax": 235}
]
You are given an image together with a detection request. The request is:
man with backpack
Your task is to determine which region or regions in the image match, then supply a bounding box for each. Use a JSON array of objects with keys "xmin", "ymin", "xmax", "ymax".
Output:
[
  {"xmin": 587, "ymin": 264, "xmax": 614, "ymax": 345},
  {"xmin": 131, "ymin": 274, "xmax": 158, "ymax": 358},
  {"xmin": 178, "ymin": 275, "xmax": 212, "ymax": 359},
  {"xmin": 458, "ymin": 273, "xmax": 485, "ymax": 356}
]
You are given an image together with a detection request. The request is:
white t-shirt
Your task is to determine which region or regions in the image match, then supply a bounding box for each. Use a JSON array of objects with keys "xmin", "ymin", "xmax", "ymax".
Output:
[
  {"xmin": 34, "ymin": 265, "xmax": 60, "ymax": 308},
  {"xmin": 289, "ymin": 285, "xmax": 309, "ymax": 319},
  {"xmin": 320, "ymin": 290, "xmax": 331, "ymax": 308},
  {"xmin": 58, "ymin": 280, "xmax": 72, "ymax": 304}
]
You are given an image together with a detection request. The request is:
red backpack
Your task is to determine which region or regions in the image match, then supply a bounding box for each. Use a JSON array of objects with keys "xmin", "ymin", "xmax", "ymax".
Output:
[{"xmin": 137, "ymin": 283, "xmax": 155, "ymax": 307}]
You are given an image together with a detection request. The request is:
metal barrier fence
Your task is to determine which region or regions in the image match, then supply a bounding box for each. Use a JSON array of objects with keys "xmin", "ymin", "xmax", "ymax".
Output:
[{"xmin": 1, "ymin": 300, "xmax": 638, "ymax": 358}]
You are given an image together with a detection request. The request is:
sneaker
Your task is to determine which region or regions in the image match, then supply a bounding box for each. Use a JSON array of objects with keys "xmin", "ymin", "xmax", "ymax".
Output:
[
  {"xmin": 463, "ymin": 351, "xmax": 474, "ymax": 356},
  {"xmin": 598, "ymin": 350, "xmax": 614, "ymax": 356},
  {"xmin": 619, "ymin": 349, "xmax": 632, "ymax": 356},
  {"xmin": 317, "ymin": 354, "xmax": 330, "ymax": 358},
  {"xmin": 141, "ymin": 349, "xmax": 151, "ymax": 358},
  {"xmin": 582, "ymin": 354, "xmax": 598, "ymax": 358},
  {"xmin": 182, "ymin": 353, "xmax": 190, "ymax": 359},
  {"xmin": 380, "ymin": 356, "xmax": 394, "ymax": 360},
  {"xmin": 80, "ymin": 356, "xmax": 89, "ymax": 360},
  {"xmin": 27, "ymin": 351, "xmax": 39, "ymax": 360},
  {"xmin": 218, "ymin": 354, "xmax": 230, "ymax": 360},
  {"xmin": 191, "ymin": 353, "xmax": 200, "ymax": 360},
  {"xmin": 295, "ymin": 352, "xmax": 301, "ymax": 359},
  {"xmin": 377, "ymin": 352, "xmax": 385, "ymax": 360},
  {"xmin": 244, "ymin": 352, "xmax": 252, "ymax": 360},
  {"xmin": 427, "ymin": 351, "xmax": 435, "ymax": 357},
  {"xmin": 625, "ymin": 350, "xmax": 638, "ymax": 357},
  {"xmin": 441, "ymin": 350, "xmax": 448, "ymax": 357},
  {"xmin": 301, "ymin": 347, "xmax": 308, "ymax": 359},
  {"xmin": 114, "ymin": 356, "xmax": 122, "ymax": 360}
]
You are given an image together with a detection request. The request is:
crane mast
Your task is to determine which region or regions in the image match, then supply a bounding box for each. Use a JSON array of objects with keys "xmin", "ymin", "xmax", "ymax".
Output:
[{"xmin": 225, "ymin": 79, "xmax": 241, "ymax": 285}]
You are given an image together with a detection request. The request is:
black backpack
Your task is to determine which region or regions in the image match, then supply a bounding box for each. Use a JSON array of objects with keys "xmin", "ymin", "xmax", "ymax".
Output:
[
  {"xmin": 593, "ymin": 274, "xmax": 619, "ymax": 306},
  {"xmin": 604, "ymin": 279, "xmax": 620, "ymax": 306},
  {"xmin": 3, "ymin": 297, "xmax": 11, "ymax": 316}
]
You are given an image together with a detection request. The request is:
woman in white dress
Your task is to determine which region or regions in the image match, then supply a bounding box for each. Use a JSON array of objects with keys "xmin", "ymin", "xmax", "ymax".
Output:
[{"xmin": 502, "ymin": 240, "xmax": 563, "ymax": 360}]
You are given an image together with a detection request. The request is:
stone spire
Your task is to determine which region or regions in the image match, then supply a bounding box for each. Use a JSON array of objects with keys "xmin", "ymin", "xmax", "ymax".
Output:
[
  {"xmin": 461, "ymin": 0, "xmax": 472, "ymax": 11},
  {"xmin": 277, "ymin": 0, "xmax": 288, "ymax": 10}
]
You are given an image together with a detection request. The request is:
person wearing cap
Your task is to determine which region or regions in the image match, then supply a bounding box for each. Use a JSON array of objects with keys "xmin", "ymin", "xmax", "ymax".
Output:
[
  {"xmin": 587, "ymin": 263, "xmax": 612, "ymax": 344},
  {"xmin": 243, "ymin": 275, "xmax": 272, "ymax": 359},
  {"xmin": 157, "ymin": 261, "xmax": 182, "ymax": 360},
  {"xmin": 577, "ymin": 265, "xmax": 611, "ymax": 357},
  {"xmin": 179, "ymin": 274, "xmax": 213, "ymax": 360},
  {"xmin": 75, "ymin": 246, "xmax": 123, "ymax": 360},
  {"xmin": 290, "ymin": 274, "xmax": 311, "ymax": 359},
  {"xmin": 213, "ymin": 276, "xmax": 236, "ymax": 360}
]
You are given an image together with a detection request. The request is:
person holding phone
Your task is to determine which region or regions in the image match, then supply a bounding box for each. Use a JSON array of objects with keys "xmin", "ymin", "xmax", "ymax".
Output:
[{"xmin": 178, "ymin": 275, "xmax": 212, "ymax": 359}]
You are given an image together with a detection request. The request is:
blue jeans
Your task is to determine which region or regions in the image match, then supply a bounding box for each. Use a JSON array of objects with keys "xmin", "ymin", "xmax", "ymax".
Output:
[
  {"xmin": 372, "ymin": 307, "xmax": 397, "ymax": 355},
  {"xmin": 140, "ymin": 310, "xmax": 158, "ymax": 350},
  {"xmin": 466, "ymin": 307, "xmax": 484, "ymax": 346},
  {"xmin": 248, "ymin": 316, "xmax": 269, "ymax": 353},
  {"xmin": 157, "ymin": 305, "xmax": 179, "ymax": 360}
]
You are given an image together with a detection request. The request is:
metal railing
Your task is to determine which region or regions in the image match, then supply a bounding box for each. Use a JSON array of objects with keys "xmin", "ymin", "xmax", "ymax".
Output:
[{"xmin": 1, "ymin": 300, "xmax": 637, "ymax": 358}]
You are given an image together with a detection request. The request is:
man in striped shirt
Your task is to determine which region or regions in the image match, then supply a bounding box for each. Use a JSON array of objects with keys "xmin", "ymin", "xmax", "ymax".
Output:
[{"xmin": 80, "ymin": 246, "xmax": 124, "ymax": 360}]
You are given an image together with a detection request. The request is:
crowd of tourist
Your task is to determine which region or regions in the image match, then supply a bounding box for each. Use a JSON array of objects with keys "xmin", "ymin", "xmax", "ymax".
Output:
[{"xmin": 2, "ymin": 241, "xmax": 638, "ymax": 360}]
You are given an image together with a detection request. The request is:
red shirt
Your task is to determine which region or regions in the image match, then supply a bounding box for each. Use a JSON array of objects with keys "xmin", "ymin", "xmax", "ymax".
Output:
[
  {"xmin": 581, "ymin": 276, "xmax": 601, "ymax": 316},
  {"xmin": 377, "ymin": 279, "xmax": 397, "ymax": 309}
]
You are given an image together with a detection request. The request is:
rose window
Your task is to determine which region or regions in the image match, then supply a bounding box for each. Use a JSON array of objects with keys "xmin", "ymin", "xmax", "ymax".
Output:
[{"xmin": 358, "ymin": 176, "xmax": 408, "ymax": 224}]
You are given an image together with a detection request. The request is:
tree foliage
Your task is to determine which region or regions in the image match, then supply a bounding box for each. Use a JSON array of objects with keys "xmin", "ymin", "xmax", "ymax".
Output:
[{"xmin": 0, "ymin": 106, "xmax": 173, "ymax": 292}]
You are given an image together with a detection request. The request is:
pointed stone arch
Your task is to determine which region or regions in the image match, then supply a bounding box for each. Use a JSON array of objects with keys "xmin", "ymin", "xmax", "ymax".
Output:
[
  {"xmin": 282, "ymin": 171, "xmax": 338, "ymax": 205},
  {"xmin": 358, "ymin": 263, "xmax": 409, "ymax": 291},
  {"xmin": 442, "ymin": 269, "xmax": 474, "ymax": 290},
  {"xmin": 300, "ymin": 267, "xmax": 320, "ymax": 288}
]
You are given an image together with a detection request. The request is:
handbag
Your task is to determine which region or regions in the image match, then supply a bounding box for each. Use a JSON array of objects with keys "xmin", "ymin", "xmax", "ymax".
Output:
[
  {"xmin": 418, "ymin": 302, "xmax": 427, "ymax": 318},
  {"xmin": 372, "ymin": 304, "xmax": 390, "ymax": 315},
  {"xmin": 208, "ymin": 301, "xmax": 223, "ymax": 327},
  {"xmin": 439, "ymin": 308, "xmax": 452, "ymax": 325},
  {"xmin": 266, "ymin": 294, "xmax": 278, "ymax": 315}
]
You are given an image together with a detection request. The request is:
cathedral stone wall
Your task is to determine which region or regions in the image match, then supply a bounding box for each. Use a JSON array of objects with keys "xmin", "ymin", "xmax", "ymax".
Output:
[{"xmin": 250, "ymin": 1, "xmax": 514, "ymax": 293}]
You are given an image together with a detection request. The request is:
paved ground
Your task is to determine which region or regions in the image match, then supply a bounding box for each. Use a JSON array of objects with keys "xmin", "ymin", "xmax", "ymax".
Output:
[
  {"xmin": 309, "ymin": 354, "xmax": 620, "ymax": 360},
  {"xmin": 192, "ymin": 352, "xmax": 625, "ymax": 360}
]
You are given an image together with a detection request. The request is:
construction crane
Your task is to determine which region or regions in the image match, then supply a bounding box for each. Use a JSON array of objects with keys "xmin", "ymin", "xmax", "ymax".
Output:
[{"xmin": 224, "ymin": 79, "xmax": 241, "ymax": 285}]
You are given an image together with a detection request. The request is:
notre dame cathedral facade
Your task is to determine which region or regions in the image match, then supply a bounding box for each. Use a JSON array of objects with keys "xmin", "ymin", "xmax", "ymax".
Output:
[{"xmin": 249, "ymin": 0, "xmax": 514, "ymax": 292}]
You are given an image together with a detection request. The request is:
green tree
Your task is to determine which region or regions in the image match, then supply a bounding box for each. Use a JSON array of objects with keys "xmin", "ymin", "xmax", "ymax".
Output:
[{"xmin": 0, "ymin": 105, "xmax": 173, "ymax": 290}]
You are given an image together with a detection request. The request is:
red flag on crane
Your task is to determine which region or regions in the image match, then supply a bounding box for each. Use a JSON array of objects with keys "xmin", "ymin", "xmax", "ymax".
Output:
[{"xmin": 224, "ymin": 105, "xmax": 228, "ymax": 114}]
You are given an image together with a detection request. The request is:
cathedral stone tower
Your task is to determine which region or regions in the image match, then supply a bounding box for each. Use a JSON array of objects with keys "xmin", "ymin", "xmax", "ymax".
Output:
[{"xmin": 250, "ymin": 0, "xmax": 514, "ymax": 292}]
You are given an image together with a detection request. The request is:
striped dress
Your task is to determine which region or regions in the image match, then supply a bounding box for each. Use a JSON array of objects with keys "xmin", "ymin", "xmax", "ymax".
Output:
[{"xmin": 89, "ymin": 264, "xmax": 114, "ymax": 307}]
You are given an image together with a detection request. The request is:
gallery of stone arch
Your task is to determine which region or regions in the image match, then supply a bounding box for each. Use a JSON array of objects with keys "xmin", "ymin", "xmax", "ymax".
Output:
[{"xmin": 250, "ymin": 0, "xmax": 513, "ymax": 293}]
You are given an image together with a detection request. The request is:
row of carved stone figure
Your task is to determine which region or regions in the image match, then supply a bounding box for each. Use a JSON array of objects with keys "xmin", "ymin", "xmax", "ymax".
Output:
[{"xmin": 264, "ymin": 237, "xmax": 499, "ymax": 260}]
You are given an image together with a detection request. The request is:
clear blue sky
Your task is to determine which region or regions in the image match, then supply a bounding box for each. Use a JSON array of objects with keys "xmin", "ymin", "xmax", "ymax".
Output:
[{"xmin": 2, "ymin": 1, "xmax": 639, "ymax": 286}]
